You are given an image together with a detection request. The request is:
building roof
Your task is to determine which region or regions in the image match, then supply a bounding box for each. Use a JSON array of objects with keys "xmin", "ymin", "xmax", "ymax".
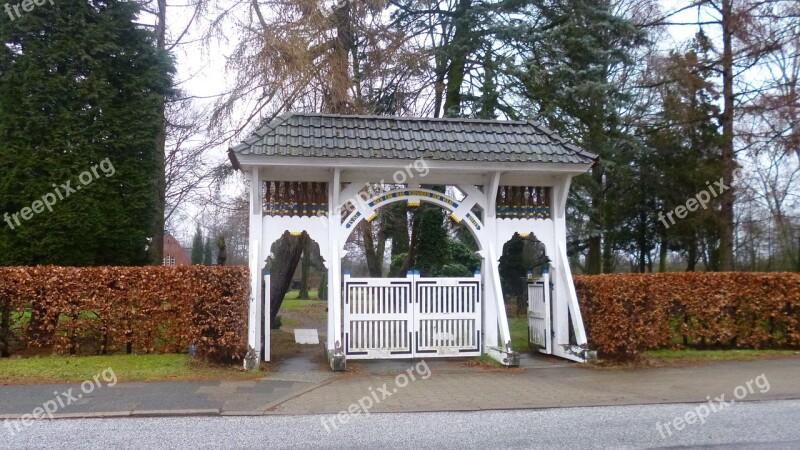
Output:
[
  {"xmin": 228, "ymin": 113, "xmax": 597, "ymax": 168},
  {"xmin": 163, "ymin": 233, "xmax": 191, "ymax": 266}
]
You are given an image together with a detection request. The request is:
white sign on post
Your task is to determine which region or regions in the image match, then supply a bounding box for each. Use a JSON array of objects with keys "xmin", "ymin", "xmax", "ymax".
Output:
[{"xmin": 294, "ymin": 329, "xmax": 320, "ymax": 345}]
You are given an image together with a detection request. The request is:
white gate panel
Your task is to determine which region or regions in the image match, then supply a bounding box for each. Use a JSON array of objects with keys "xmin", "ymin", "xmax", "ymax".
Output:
[
  {"xmin": 527, "ymin": 271, "xmax": 552, "ymax": 354},
  {"xmin": 344, "ymin": 276, "xmax": 413, "ymax": 359},
  {"xmin": 343, "ymin": 273, "xmax": 482, "ymax": 359},
  {"xmin": 414, "ymin": 276, "xmax": 481, "ymax": 357}
]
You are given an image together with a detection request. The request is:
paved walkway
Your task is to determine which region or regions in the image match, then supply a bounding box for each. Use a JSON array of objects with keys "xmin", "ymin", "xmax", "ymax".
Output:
[{"xmin": 0, "ymin": 355, "xmax": 798, "ymax": 419}]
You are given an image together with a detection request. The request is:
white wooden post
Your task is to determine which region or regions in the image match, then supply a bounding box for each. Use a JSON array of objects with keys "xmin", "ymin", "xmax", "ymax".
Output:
[
  {"xmin": 245, "ymin": 167, "xmax": 263, "ymax": 370},
  {"xmin": 327, "ymin": 169, "xmax": 346, "ymax": 370},
  {"xmin": 550, "ymin": 176, "xmax": 594, "ymax": 362},
  {"xmin": 489, "ymin": 247, "xmax": 512, "ymax": 350},
  {"xmin": 483, "ymin": 172, "xmax": 501, "ymax": 350},
  {"xmin": 550, "ymin": 178, "xmax": 570, "ymax": 358},
  {"xmin": 264, "ymin": 272, "xmax": 271, "ymax": 362}
]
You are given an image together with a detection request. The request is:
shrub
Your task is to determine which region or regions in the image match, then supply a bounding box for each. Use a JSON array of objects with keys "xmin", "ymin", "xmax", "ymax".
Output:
[
  {"xmin": 575, "ymin": 272, "xmax": 800, "ymax": 357},
  {"xmin": 0, "ymin": 266, "xmax": 249, "ymax": 362}
]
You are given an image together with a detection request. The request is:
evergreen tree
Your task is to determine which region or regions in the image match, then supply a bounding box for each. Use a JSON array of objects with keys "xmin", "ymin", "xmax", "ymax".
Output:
[
  {"xmin": 203, "ymin": 237, "xmax": 213, "ymax": 265},
  {"xmin": 190, "ymin": 226, "xmax": 203, "ymax": 265},
  {"xmin": 413, "ymin": 205, "xmax": 449, "ymax": 276},
  {"xmin": 647, "ymin": 40, "xmax": 724, "ymax": 271},
  {"xmin": 0, "ymin": 0, "xmax": 173, "ymax": 266},
  {"xmin": 516, "ymin": 0, "xmax": 644, "ymax": 273}
]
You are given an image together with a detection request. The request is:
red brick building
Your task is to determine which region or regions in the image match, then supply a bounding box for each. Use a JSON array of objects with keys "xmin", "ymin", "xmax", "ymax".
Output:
[{"xmin": 163, "ymin": 233, "xmax": 191, "ymax": 266}]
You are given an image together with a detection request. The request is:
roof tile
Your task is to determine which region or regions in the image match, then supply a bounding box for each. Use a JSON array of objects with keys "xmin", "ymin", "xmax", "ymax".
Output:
[{"xmin": 230, "ymin": 113, "xmax": 597, "ymax": 165}]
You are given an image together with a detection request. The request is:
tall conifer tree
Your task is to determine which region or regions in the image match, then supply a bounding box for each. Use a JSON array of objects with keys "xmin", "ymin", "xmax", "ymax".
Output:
[{"xmin": 0, "ymin": 0, "xmax": 174, "ymax": 265}]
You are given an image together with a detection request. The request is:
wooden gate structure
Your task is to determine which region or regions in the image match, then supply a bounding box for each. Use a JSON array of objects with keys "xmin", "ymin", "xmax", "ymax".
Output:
[
  {"xmin": 229, "ymin": 113, "xmax": 598, "ymax": 370},
  {"xmin": 343, "ymin": 272, "xmax": 482, "ymax": 359}
]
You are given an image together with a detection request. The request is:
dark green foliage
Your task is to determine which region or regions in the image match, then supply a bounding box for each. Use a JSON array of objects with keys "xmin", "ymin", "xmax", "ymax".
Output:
[
  {"xmin": 413, "ymin": 205, "xmax": 449, "ymax": 275},
  {"xmin": 645, "ymin": 40, "xmax": 725, "ymax": 271},
  {"xmin": 437, "ymin": 263, "xmax": 471, "ymax": 277},
  {"xmin": 390, "ymin": 252, "xmax": 408, "ymax": 277},
  {"xmin": 445, "ymin": 239, "xmax": 481, "ymax": 276},
  {"xmin": 191, "ymin": 226, "xmax": 204, "ymax": 265},
  {"xmin": 399, "ymin": 202, "xmax": 481, "ymax": 277},
  {"xmin": 499, "ymin": 234, "xmax": 549, "ymax": 299},
  {"xmin": 515, "ymin": 0, "xmax": 644, "ymax": 273},
  {"xmin": 317, "ymin": 271, "xmax": 327, "ymax": 302},
  {"xmin": 384, "ymin": 202, "xmax": 409, "ymax": 258},
  {"xmin": 0, "ymin": 0, "xmax": 173, "ymax": 266}
]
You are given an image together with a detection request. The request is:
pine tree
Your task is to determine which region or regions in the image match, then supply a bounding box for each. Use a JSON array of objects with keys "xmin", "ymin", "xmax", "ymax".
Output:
[
  {"xmin": 516, "ymin": 0, "xmax": 644, "ymax": 274},
  {"xmin": 191, "ymin": 226, "xmax": 204, "ymax": 265},
  {"xmin": 0, "ymin": 0, "xmax": 173, "ymax": 266}
]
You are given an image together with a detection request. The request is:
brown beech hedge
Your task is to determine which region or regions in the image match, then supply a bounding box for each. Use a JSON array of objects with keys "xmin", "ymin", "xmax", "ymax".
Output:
[
  {"xmin": 3, "ymin": 268, "xmax": 798, "ymax": 361},
  {"xmin": 0, "ymin": 266, "xmax": 249, "ymax": 361},
  {"xmin": 575, "ymin": 273, "xmax": 800, "ymax": 357}
]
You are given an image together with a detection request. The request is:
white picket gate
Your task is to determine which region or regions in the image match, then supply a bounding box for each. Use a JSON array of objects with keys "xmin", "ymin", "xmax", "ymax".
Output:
[
  {"xmin": 527, "ymin": 271, "xmax": 552, "ymax": 354},
  {"xmin": 343, "ymin": 272, "xmax": 482, "ymax": 359}
]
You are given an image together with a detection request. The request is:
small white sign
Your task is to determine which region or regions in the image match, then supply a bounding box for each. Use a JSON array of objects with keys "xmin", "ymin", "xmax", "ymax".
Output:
[
  {"xmin": 294, "ymin": 329, "xmax": 320, "ymax": 345},
  {"xmin": 437, "ymin": 347, "xmax": 460, "ymax": 356},
  {"xmin": 368, "ymin": 348, "xmax": 391, "ymax": 359}
]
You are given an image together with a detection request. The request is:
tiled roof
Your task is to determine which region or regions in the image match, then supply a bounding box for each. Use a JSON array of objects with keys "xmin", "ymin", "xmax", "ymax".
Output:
[{"xmin": 229, "ymin": 113, "xmax": 597, "ymax": 165}]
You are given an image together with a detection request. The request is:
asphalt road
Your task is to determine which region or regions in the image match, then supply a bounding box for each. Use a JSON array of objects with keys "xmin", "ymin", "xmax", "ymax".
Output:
[{"xmin": 2, "ymin": 400, "xmax": 799, "ymax": 449}]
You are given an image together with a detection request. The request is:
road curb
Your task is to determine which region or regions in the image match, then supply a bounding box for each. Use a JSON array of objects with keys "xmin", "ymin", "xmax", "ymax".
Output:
[{"xmin": 2, "ymin": 397, "xmax": 800, "ymax": 421}]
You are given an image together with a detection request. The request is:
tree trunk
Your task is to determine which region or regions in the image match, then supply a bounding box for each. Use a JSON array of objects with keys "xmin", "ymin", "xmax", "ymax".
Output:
[
  {"xmin": 149, "ymin": 0, "xmax": 168, "ymax": 266},
  {"xmin": 270, "ymin": 233, "xmax": 309, "ymax": 322},
  {"xmin": 687, "ymin": 236, "xmax": 697, "ymax": 272},
  {"xmin": 434, "ymin": 60, "xmax": 446, "ymax": 118},
  {"xmin": 602, "ymin": 232, "xmax": 615, "ymax": 274},
  {"xmin": 265, "ymin": 0, "xmax": 355, "ymax": 319},
  {"xmin": 718, "ymin": 0, "xmax": 736, "ymax": 271},
  {"xmin": 400, "ymin": 210, "xmax": 422, "ymax": 276},
  {"xmin": 360, "ymin": 221, "xmax": 382, "ymax": 277},
  {"xmin": 586, "ymin": 162, "xmax": 604, "ymax": 274},
  {"xmin": 376, "ymin": 228, "xmax": 387, "ymax": 277},
  {"xmin": 443, "ymin": 0, "xmax": 472, "ymax": 117},
  {"xmin": 659, "ymin": 231, "xmax": 668, "ymax": 272},
  {"xmin": 298, "ymin": 240, "xmax": 311, "ymax": 299},
  {"xmin": 330, "ymin": 2, "xmax": 353, "ymax": 112},
  {"xmin": 0, "ymin": 299, "xmax": 10, "ymax": 357},
  {"xmin": 477, "ymin": 49, "xmax": 498, "ymax": 119}
]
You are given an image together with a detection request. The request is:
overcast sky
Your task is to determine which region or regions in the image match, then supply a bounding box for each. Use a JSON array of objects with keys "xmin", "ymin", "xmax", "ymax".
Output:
[{"xmin": 168, "ymin": 0, "xmax": 708, "ymax": 133}]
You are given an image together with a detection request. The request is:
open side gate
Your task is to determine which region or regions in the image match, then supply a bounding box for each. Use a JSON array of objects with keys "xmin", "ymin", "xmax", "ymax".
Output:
[
  {"xmin": 343, "ymin": 272, "xmax": 482, "ymax": 359},
  {"xmin": 527, "ymin": 270, "xmax": 552, "ymax": 354}
]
